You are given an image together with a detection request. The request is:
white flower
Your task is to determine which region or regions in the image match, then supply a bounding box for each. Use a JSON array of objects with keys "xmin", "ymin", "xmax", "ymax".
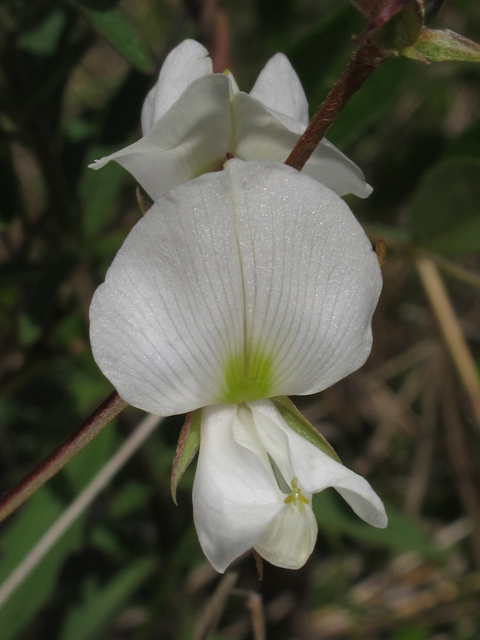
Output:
[
  {"xmin": 89, "ymin": 159, "xmax": 386, "ymax": 571},
  {"xmin": 194, "ymin": 400, "xmax": 387, "ymax": 572},
  {"xmin": 89, "ymin": 39, "xmax": 372, "ymax": 200}
]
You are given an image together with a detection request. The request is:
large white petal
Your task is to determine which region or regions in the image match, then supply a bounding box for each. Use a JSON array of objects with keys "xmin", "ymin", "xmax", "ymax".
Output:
[
  {"xmin": 249, "ymin": 52, "xmax": 309, "ymax": 126},
  {"xmin": 141, "ymin": 39, "xmax": 212, "ymax": 133},
  {"xmin": 90, "ymin": 75, "xmax": 231, "ymax": 201},
  {"xmin": 90, "ymin": 160, "xmax": 380, "ymax": 413},
  {"xmin": 254, "ymin": 502, "xmax": 318, "ymax": 570},
  {"xmin": 193, "ymin": 405, "xmax": 284, "ymax": 573},
  {"xmin": 233, "ymin": 93, "xmax": 372, "ymax": 198},
  {"xmin": 90, "ymin": 167, "xmax": 247, "ymax": 416},
  {"xmin": 227, "ymin": 161, "xmax": 382, "ymax": 398},
  {"xmin": 250, "ymin": 400, "xmax": 388, "ymax": 529}
]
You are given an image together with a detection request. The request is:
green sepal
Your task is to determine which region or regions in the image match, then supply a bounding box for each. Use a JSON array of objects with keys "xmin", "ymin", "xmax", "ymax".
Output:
[
  {"xmin": 271, "ymin": 396, "xmax": 341, "ymax": 463},
  {"xmin": 403, "ymin": 28, "xmax": 480, "ymax": 63},
  {"xmin": 171, "ymin": 410, "xmax": 201, "ymax": 505}
]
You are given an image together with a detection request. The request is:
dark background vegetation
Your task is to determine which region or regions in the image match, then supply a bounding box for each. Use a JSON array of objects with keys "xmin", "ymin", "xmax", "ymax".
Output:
[{"xmin": 1, "ymin": 0, "xmax": 480, "ymax": 638}]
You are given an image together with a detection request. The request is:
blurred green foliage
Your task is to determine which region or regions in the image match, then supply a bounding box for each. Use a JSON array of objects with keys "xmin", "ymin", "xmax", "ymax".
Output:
[{"xmin": 0, "ymin": 0, "xmax": 480, "ymax": 638}]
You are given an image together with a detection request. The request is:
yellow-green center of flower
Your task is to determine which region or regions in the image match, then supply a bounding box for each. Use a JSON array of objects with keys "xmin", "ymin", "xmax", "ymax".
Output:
[
  {"xmin": 220, "ymin": 349, "xmax": 274, "ymax": 404},
  {"xmin": 284, "ymin": 477, "xmax": 309, "ymax": 513}
]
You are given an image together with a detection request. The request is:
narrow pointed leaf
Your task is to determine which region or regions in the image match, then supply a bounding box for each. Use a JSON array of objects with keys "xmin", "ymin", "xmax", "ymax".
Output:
[
  {"xmin": 73, "ymin": 3, "xmax": 154, "ymax": 72},
  {"xmin": 0, "ymin": 488, "xmax": 84, "ymax": 640},
  {"xmin": 59, "ymin": 557, "xmax": 155, "ymax": 640}
]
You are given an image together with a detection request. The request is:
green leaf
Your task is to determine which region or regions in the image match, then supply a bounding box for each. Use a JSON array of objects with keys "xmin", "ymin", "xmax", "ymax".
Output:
[
  {"xmin": 0, "ymin": 488, "xmax": 84, "ymax": 640},
  {"xmin": 313, "ymin": 490, "xmax": 442, "ymax": 558},
  {"xmin": 89, "ymin": 525, "xmax": 125, "ymax": 559},
  {"xmin": 271, "ymin": 397, "xmax": 340, "ymax": 462},
  {"xmin": 59, "ymin": 557, "xmax": 155, "ymax": 640},
  {"xmin": 409, "ymin": 157, "xmax": 480, "ymax": 256},
  {"xmin": 18, "ymin": 9, "xmax": 67, "ymax": 56},
  {"xmin": 74, "ymin": 3, "xmax": 154, "ymax": 72},
  {"xmin": 110, "ymin": 481, "xmax": 152, "ymax": 518},
  {"xmin": 0, "ymin": 403, "xmax": 117, "ymax": 638}
]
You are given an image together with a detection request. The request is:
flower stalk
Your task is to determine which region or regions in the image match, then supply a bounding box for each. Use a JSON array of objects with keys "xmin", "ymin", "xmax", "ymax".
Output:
[{"xmin": 285, "ymin": 41, "xmax": 387, "ymax": 172}]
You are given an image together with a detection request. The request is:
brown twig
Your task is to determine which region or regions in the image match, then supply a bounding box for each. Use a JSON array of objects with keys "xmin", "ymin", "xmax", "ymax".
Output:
[
  {"xmin": 0, "ymin": 391, "xmax": 127, "ymax": 524},
  {"xmin": 285, "ymin": 41, "xmax": 387, "ymax": 172}
]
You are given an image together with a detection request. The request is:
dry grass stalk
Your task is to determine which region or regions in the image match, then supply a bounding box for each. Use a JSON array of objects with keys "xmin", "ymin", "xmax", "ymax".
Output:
[
  {"xmin": 416, "ymin": 256, "xmax": 480, "ymax": 431},
  {"xmin": 404, "ymin": 352, "xmax": 442, "ymax": 517},
  {"xmin": 442, "ymin": 369, "xmax": 480, "ymax": 569},
  {"xmin": 194, "ymin": 572, "xmax": 238, "ymax": 640}
]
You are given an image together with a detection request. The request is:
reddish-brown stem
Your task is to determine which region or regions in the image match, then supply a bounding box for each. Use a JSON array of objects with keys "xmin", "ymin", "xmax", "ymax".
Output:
[
  {"xmin": 0, "ymin": 391, "xmax": 127, "ymax": 524},
  {"xmin": 285, "ymin": 41, "xmax": 387, "ymax": 172}
]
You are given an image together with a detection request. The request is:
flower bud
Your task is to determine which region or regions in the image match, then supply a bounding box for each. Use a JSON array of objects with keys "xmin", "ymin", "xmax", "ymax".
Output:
[{"xmin": 403, "ymin": 28, "xmax": 480, "ymax": 63}]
